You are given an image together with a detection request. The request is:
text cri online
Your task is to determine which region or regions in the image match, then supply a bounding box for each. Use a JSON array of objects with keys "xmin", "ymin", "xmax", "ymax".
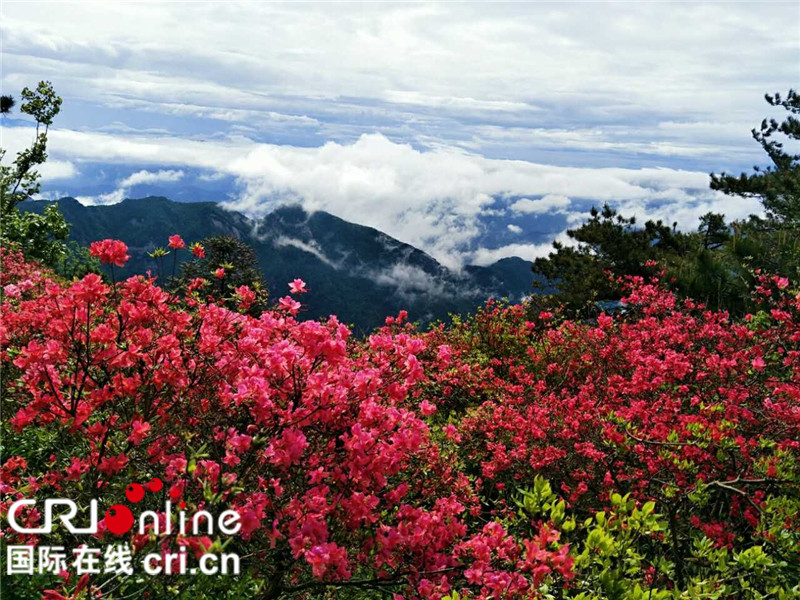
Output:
[{"xmin": 143, "ymin": 551, "xmax": 240, "ymax": 575}]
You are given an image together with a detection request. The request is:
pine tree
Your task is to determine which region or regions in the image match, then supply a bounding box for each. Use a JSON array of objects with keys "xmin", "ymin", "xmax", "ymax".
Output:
[{"xmin": 711, "ymin": 90, "xmax": 800, "ymax": 223}]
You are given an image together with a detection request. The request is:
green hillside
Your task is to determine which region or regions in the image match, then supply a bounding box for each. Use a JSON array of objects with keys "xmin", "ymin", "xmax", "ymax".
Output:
[{"xmin": 24, "ymin": 197, "xmax": 538, "ymax": 331}]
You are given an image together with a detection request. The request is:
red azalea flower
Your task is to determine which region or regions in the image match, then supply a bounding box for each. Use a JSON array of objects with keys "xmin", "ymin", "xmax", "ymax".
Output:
[
  {"xmin": 168, "ymin": 234, "xmax": 186, "ymax": 249},
  {"xmin": 89, "ymin": 239, "xmax": 130, "ymax": 267}
]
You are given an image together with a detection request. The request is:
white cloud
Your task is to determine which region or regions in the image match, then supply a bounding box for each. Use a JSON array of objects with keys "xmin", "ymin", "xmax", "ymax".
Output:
[
  {"xmin": 507, "ymin": 224, "xmax": 522, "ymax": 234},
  {"xmin": 198, "ymin": 171, "xmax": 227, "ymax": 182},
  {"xmin": 383, "ymin": 91, "xmax": 536, "ymax": 113},
  {"xmin": 1, "ymin": 2, "xmax": 797, "ymax": 167},
  {"xmin": 76, "ymin": 188, "xmax": 126, "ymax": 207},
  {"xmin": 510, "ymin": 195, "xmax": 571, "ymax": 214},
  {"xmin": 3, "ymin": 125, "xmax": 765, "ymax": 264},
  {"xmin": 372, "ymin": 264, "xmax": 449, "ymax": 299},
  {"xmin": 5, "ymin": 2, "xmax": 796, "ymax": 117},
  {"xmin": 471, "ymin": 243, "xmax": 556, "ymax": 266},
  {"xmin": 119, "ymin": 169, "xmax": 184, "ymax": 188},
  {"xmin": 270, "ymin": 236, "xmax": 341, "ymax": 269},
  {"xmin": 38, "ymin": 159, "xmax": 78, "ymax": 181},
  {"xmin": 0, "ymin": 132, "xmax": 77, "ymax": 181},
  {"xmin": 74, "ymin": 169, "xmax": 184, "ymax": 206}
]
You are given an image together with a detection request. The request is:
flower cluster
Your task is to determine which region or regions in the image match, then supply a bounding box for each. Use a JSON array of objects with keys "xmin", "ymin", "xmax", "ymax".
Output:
[
  {"xmin": 88, "ymin": 239, "xmax": 130, "ymax": 268},
  {"xmin": 2, "ymin": 243, "xmax": 798, "ymax": 600}
]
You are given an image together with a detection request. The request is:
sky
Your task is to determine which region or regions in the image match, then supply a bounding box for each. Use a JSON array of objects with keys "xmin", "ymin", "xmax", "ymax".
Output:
[{"xmin": 1, "ymin": 1, "xmax": 799, "ymax": 268}]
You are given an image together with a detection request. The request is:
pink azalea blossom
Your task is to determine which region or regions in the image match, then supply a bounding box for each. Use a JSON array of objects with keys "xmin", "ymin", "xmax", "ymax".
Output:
[
  {"xmin": 3, "ymin": 284, "xmax": 21, "ymax": 298},
  {"xmin": 289, "ymin": 278, "xmax": 307, "ymax": 294},
  {"xmin": 278, "ymin": 296, "xmax": 301, "ymax": 315}
]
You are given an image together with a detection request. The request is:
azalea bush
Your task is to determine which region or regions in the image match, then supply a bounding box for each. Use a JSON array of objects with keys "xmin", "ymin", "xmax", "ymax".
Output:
[
  {"xmin": 1, "ymin": 239, "xmax": 799, "ymax": 599},
  {"xmin": 422, "ymin": 272, "xmax": 800, "ymax": 598}
]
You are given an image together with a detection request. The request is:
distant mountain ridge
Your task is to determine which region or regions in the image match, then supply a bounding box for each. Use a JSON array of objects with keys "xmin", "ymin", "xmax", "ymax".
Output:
[{"xmin": 25, "ymin": 196, "xmax": 538, "ymax": 331}]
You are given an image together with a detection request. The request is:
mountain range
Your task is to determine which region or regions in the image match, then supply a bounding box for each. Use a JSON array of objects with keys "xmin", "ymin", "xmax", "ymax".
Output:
[{"xmin": 25, "ymin": 197, "xmax": 539, "ymax": 331}]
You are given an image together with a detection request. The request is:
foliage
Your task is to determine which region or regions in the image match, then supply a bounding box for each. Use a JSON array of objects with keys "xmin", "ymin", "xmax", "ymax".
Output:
[
  {"xmin": 530, "ymin": 205, "xmax": 674, "ymax": 315},
  {"xmin": 711, "ymin": 90, "xmax": 800, "ymax": 224},
  {"xmin": 55, "ymin": 241, "xmax": 102, "ymax": 281},
  {"xmin": 505, "ymin": 478, "xmax": 798, "ymax": 600},
  {"xmin": 533, "ymin": 90, "xmax": 800, "ymax": 318},
  {"xmin": 0, "ymin": 81, "xmax": 69, "ymax": 266},
  {"xmin": 1, "ymin": 202, "xmax": 70, "ymax": 267},
  {"xmin": 1, "ymin": 95, "xmax": 15, "ymax": 114},
  {"xmin": 729, "ymin": 217, "xmax": 800, "ymax": 285},
  {"xmin": 172, "ymin": 234, "xmax": 269, "ymax": 315},
  {"xmin": 532, "ymin": 209, "xmax": 800, "ymax": 318}
]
